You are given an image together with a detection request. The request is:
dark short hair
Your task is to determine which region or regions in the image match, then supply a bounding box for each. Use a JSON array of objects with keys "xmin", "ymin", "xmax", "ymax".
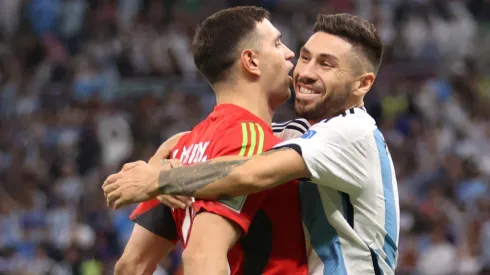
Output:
[
  {"xmin": 192, "ymin": 6, "xmax": 270, "ymax": 84},
  {"xmin": 313, "ymin": 13, "xmax": 383, "ymax": 73}
]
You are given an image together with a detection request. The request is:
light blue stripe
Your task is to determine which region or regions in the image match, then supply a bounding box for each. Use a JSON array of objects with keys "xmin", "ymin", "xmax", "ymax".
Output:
[
  {"xmin": 374, "ymin": 129, "xmax": 397, "ymax": 269},
  {"xmin": 300, "ymin": 181, "xmax": 347, "ymax": 275}
]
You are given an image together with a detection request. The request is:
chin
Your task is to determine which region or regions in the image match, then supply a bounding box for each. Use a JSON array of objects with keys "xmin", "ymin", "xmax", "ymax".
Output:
[
  {"xmin": 279, "ymin": 87, "xmax": 292, "ymax": 101},
  {"xmin": 294, "ymin": 100, "xmax": 312, "ymax": 112},
  {"xmin": 294, "ymin": 101, "xmax": 321, "ymax": 120},
  {"xmin": 285, "ymin": 87, "xmax": 292, "ymax": 99},
  {"xmin": 278, "ymin": 93, "xmax": 291, "ymax": 105}
]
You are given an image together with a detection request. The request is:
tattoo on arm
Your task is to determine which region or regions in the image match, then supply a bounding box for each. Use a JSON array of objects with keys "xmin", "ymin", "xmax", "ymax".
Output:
[
  {"xmin": 156, "ymin": 147, "xmax": 293, "ymax": 196},
  {"xmin": 157, "ymin": 159, "xmax": 249, "ymax": 196}
]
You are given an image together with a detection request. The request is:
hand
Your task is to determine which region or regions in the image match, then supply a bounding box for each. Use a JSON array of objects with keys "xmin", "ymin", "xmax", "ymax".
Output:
[
  {"xmin": 157, "ymin": 195, "xmax": 192, "ymax": 209},
  {"xmin": 102, "ymin": 161, "xmax": 160, "ymax": 209},
  {"xmin": 149, "ymin": 156, "xmax": 187, "ymax": 208}
]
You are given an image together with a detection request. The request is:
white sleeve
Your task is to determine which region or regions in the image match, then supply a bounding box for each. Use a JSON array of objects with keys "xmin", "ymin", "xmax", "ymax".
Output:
[
  {"xmin": 274, "ymin": 121, "xmax": 371, "ymax": 194},
  {"xmin": 272, "ymin": 118, "xmax": 310, "ymax": 140}
]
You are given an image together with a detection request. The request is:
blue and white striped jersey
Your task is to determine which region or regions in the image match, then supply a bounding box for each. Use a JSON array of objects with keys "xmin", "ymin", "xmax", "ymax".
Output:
[
  {"xmin": 272, "ymin": 118, "xmax": 310, "ymax": 140},
  {"xmin": 275, "ymin": 107, "xmax": 399, "ymax": 275}
]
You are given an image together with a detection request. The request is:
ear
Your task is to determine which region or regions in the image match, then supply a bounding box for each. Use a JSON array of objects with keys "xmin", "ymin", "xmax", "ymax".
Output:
[
  {"xmin": 240, "ymin": 49, "xmax": 260, "ymax": 77},
  {"xmin": 353, "ymin": 72, "xmax": 375, "ymax": 96}
]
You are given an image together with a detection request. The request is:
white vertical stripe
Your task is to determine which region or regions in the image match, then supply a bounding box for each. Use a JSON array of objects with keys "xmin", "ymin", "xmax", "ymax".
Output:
[
  {"xmin": 388, "ymin": 151, "xmax": 400, "ymax": 266},
  {"xmin": 388, "ymin": 151, "xmax": 400, "ymax": 245},
  {"xmin": 303, "ymin": 223, "xmax": 325, "ymax": 275},
  {"xmin": 182, "ymin": 208, "xmax": 192, "ymax": 244}
]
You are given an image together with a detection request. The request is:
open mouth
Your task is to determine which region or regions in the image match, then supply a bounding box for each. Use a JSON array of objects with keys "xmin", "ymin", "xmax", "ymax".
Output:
[
  {"xmin": 297, "ymin": 86, "xmax": 320, "ymax": 95},
  {"xmin": 296, "ymin": 85, "xmax": 322, "ymax": 99}
]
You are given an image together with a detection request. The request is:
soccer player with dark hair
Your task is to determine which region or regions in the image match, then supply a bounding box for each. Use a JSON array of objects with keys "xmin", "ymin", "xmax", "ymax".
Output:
[
  {"xmin": 105, "ymin": 13, "xmax": 399, "ymax": 275},
  {"xmin": 109, "ymin": 6, "xmax": 308, "ymax": 275}
]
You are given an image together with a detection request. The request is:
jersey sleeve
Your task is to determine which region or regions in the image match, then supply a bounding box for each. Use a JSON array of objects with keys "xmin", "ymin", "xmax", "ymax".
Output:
[
  {"xmin": 273, "ymin": 120, "xmax": 371, "ymax": 194},
  {"xmin": 272, "ymin": 118, "xmax": 310, "ymax": 140},
  {"xmin": 193, "ymin": 121, "xmax": 273, "ymax": 234},
  {"xmin": 130, "ymin": 199, "xmax": 178, "ymax": 244}
]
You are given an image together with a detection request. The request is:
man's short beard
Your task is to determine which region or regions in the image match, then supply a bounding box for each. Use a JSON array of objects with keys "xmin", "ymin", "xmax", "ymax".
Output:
[
  {"xmin": 294, "ymin": 87, "xmax": 350, "ymax": 121},
  {"xmin": 294, "ymin": 98, "xmax": 326, "ymax": 121}
]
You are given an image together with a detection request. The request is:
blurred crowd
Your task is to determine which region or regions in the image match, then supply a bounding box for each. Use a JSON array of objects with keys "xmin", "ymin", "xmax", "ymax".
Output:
[{"xmin": 0, "ymin": 0, "xmax": 489, "ymax": 274}]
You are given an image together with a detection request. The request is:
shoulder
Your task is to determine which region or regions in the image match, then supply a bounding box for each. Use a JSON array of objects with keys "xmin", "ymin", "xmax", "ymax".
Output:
[
  {"xmin": 215, "ymin": 116, "xmax": 279, "ymax": 148},
  {"xmin": 310, "ymin": 108, "xmax": 376, "ymax": 145},
  {"xmin": 272, "ymin": 118, "xmax": 310, "ymax": 140},
  {"xmin": 272, "ymin": 118, "xmax": 310, "ymax": 133},
  {"xmin": 220, "ymin": 119, "xmax": 269, "ymax": 136}
]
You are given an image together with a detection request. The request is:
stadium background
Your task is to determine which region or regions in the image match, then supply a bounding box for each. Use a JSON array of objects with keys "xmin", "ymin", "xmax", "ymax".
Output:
[{"xmin": 0, "ymin": 0, "xmax": 489, "ymax": 274}]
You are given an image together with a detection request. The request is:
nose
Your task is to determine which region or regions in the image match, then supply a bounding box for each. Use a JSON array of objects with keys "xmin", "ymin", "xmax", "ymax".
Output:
[
  {"xmin": 297, "ymin": 62, "xmax": 317, "ymax": 82},
  {"xmin": 284, "ymin": 46, "xmax": 295, "ymax": 61}
]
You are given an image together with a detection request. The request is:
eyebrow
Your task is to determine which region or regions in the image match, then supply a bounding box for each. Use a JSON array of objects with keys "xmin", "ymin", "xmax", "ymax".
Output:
[{"xmin": 300, "ymin": 47, "xmax": 339, "ymax": 63}]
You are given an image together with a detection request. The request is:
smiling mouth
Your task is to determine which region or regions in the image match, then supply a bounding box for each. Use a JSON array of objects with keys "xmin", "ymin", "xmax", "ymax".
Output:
[{"xmin": 297, "ymin": 86, "xmax": 321, "ymax": 95}]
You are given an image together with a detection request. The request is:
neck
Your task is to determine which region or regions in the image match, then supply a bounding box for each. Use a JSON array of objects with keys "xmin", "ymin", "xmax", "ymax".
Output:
[
  {"xmin": 312, "ymin": 99, "xmax": 365, "ymax": 125},
  {"xmin": 213, "ymin": 81, "xmax": 274, "ymax": 125},
  {"xmin": 346, "ymin": 100, "xmax": 365, "ymax": 110}
]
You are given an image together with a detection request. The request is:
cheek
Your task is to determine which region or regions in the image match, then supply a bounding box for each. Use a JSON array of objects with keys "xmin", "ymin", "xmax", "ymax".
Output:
[
  {"xmin": 318, "ymin": 72, "xmax": 335, "ymax": 84},
  {"xmin": 319, "ymin": 73, "xmax": 347, "ymax": 90},
  {"xmin": 292, "ymin": 64, "xmax": 303, "ymax": 79}
]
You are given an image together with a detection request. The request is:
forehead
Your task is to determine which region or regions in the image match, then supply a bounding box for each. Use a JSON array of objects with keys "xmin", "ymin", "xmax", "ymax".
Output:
[
  {"xmin": 255, "ymin": 19, "xmax": 280, "ymax": 37},
  {"xmin": 302, "ymin": 32, "xmax": 353, "ymax": 59}
]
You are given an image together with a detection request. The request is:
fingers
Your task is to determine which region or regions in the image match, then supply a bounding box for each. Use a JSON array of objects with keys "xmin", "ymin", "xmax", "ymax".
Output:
[
  {"xmin": 103, "ymin": 173, "xmax": 123, "ymax": 188},
  {"xmin": 175, "ymin": 196, "xmax": 192, "ymax": 206},
  {"xmin": 102, "ymin": 181, "xmax": 119, "ymax": 197},
  {"xmin": 121, "ymin": 162, "xmax": 137, "ymax": 172},
  {"xmin": 104, "ymin": 160, "xmax": 145, "ymax": 195},
  {"xmin": 102, "ymin": 160, "xmax": 152, "ymax": 210},
  {"xmin": 121, "ymin": 160, "xmax": 145, "ymax": 171},
  {"xmin": 157, "ymin": 195, "xmax": 192, "ymax": 209},
  {"xmin": 106, "ymin": 190, "xmax": 121, "ymax": 208},
  {"xmin": 114, "ymin": 197, "xmax": 126, "ymax": 210},
  {"xmin": 157, "ymin": 195, "xmax": 186, "ymax": 209}
]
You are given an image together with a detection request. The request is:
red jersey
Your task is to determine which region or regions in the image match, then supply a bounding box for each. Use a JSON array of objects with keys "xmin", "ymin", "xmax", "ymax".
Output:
[{"xmin": 131, "ymin": 104, "xmax": 307, "ymax": 275}]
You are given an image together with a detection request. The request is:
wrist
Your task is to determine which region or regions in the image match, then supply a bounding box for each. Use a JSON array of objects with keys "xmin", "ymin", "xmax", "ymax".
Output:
[{"xmin": 147, "ymin": 168, "xmax": 162, "ymax": 197}]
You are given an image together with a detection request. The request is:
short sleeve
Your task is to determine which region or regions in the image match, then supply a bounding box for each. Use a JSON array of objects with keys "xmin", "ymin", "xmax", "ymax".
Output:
[
  {"xmin": 194, "ymin": 121, "xmax": 275, "ymax": 234},
  {"xmin": 274, "ymin": 121, "xmax": 371, "ymax": 194},
  {"xmin": 130, "ymin": 200, "xmax": 178, "ymax": 243}
]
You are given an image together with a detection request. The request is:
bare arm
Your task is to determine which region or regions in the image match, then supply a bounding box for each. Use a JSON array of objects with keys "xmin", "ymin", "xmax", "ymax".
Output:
[
  {"xmin": 151, "ymin": 131, "xmax": 189, "ymax": 161},
  {"xmin": 115, "ymin": 224, "xmax": 175, "ymax": 275},
  {"xmin": 182, "ymin": 212, "xmax": 240, "ymax": 275},
  {"xmin": 149, "ymin": 147, "xmax": 310, "ymax": 199}
]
